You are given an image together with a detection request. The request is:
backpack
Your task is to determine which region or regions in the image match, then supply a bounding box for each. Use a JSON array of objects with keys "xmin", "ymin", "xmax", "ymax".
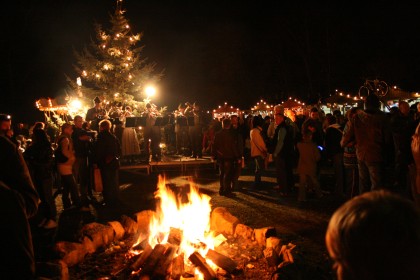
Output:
[{"xmin": 54, "ymin": 137, "xmax": 68, "ymax": 164}]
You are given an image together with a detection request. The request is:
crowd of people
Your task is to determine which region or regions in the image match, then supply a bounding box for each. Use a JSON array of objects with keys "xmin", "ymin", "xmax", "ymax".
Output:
[{"xmin": 2, "ymin": 93, "xmax": 420, "ymax": 278}]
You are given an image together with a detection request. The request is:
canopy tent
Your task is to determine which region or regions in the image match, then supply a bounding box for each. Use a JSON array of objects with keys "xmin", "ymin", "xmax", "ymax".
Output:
[
  {"xmin": 36, "ymin": 98, "xmax": 70, "ymax": 128},
  {"xmin": 322, "ymin": 93, "xmax": 360, "ymax": 105},
  {"xmin": 36, "ymin": 98, "xmax": 68, "ymax": 114},
  {"xmin": 212, "ymin": 103, "xmax": 240, "ymax": 118},
  {"xmin": 250, "ymin": 100, "xmax": 274, "ymax": 117},
  {"xmin": 281, "ymin": 99, "xmax": 305, "ymax": 109},
  {"xmin": 381, "ymin": 87, "xmax": 417, "ymax": 101}
]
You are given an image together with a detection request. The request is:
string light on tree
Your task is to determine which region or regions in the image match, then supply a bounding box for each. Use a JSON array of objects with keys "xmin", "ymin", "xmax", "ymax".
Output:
[{"xmin": 65, "ymin": 0, "xmax": 162, "ymax": 116}]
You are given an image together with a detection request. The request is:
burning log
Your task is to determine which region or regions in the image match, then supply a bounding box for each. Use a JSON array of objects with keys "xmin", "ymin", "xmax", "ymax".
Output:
[
  {"xmin": 120, "ymin": 215, "xmax": 139, "ymax": 235},
  {"xmin": 132, "ymin": 237, "xmax": 149, "ymax": 252},
  {"xmin": 140, "ymin": 244, "xmax": 168, "ymax": 275},
  {"xmin": 153, "ymin": 244, "xmax": 177, "ymax": 279},
  {"xmin": 131, "ymin": 242, "xmax": 154, "ymax": 271},
  {"xmin": 167, "ymin": 227, "xmax": 183, "ymax": 246},
  {"xmin": 205, "ymin": 249, "xmax": 238, "ymax": 274},
  {"xmin": 188, "ymin": 251, "xmax": 217, "ymax": 280},
  {"xmin": 171, "ymin": 253, "xmax": 185, "ymax": 280}
]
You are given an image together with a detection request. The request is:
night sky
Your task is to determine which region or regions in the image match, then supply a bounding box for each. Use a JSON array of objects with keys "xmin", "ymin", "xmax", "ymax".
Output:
[{"xmin": 1, "ymin": 0, "xmax": 420, "ymax": 122}]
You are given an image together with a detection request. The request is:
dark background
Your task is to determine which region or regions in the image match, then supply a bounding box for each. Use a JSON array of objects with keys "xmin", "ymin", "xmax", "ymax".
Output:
[{"xmin": 1, "ymin": 0, "xmax": 420, "ymax": 122}]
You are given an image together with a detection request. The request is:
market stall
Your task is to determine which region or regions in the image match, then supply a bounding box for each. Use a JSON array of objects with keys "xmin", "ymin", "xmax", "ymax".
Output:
[
  {"xmin": 212, "ymin": 102, "xmax": 241, "ymax": 119},
  {"xmin": 250, "ymin": 99, "xmax": 274, "ymax": 117}
]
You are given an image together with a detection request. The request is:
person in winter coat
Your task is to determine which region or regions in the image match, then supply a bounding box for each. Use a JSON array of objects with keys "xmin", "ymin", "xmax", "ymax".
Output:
[
  {"xmin": 24, "ymin": 128, "xmax": 57, "ymax": 228},
  {"xmin": 341, "ymin": 94, "xmax": 391, "ymax": 194},
  {"xmin": 56, "ymin": 123, "xmax": 82, "ymax": 209},
  {"xmin": 0, "ymin": 113, "xmax": 40, "ymax": 279},
  {"xmin": 250, "ymin": 116, "xmax": 268, "ymax": 188},
  {"xmin": 93, "ymin": 119, "xmax": 121, "ymax": 207},
  {"xmin": 297, "ymin": 130, "xmax": 323, "ymax": 202},
  {"xmin": 212, "ymin": 118, "xmax": 241, "ymax": 196}
]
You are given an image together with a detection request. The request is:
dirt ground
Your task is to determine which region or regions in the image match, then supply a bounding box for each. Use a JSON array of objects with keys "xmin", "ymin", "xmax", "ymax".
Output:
[{"xmin": 54, "ymin": 160, "xmax": 344, "ymax": 279}]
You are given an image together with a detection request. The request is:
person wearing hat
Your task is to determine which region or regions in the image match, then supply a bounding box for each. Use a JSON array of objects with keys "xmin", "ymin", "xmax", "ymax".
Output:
[
  {"xmin": 0, "ymin": 113, "xmax": 40, "ymax": 279},
  {"xmin": 86, "ymin": 96, "xmax": 106, "ymax": 132}
]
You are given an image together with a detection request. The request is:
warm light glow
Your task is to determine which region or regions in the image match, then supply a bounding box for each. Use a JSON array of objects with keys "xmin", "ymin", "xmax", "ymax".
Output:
[
  {"xmin": 76, "ymin": 77, "xmax": 82, "ymax": 87},
  {"xmin": 145, "ymin": 86, "xmax": 156, "ymax": 98},
  {"xmin": 146, "ymin": 176, "xmax": 215, "ymax": 259},
  {"xmin": 69, "ymin": 99, "xmax": 82, "ymax": 110}
]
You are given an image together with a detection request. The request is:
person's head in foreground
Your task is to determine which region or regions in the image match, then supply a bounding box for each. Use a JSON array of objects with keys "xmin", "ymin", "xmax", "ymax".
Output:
[{"xmin": 326, "ymin": 190, "xmax": 420, "ymax": 280}]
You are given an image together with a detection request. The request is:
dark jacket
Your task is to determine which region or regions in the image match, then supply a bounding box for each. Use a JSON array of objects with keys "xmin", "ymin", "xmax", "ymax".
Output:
[
  {"xmin": 212, "ymin": 128, "xmax": 241, "ymax": 160},
  {"xmin": 0, "ymin": 135, "xmax": 39, "ymax": 217},
  {"xmin": 72, "ymin": 126, "xmax": 91, "ymax": 158},
  {"xmin": 94, "ymin": 130, "xmax": 121, "ymax": 168},
  {"xmin": 341, "ymin": 109, "xmax": 391, "ymax": 164},
  {"xmin": 325, "ymin": 124, "xmax": 344, "ymax": 158},
  {"xmin": 24, "ymin": 141, "xmax": 54, "ymax": 180},
  {"xmin": 230, "ymin": 126, "xmax": 244, "ymax": 157},
  {"xmin": 0, "ymin": 135, "xmax": 40, "ymax": 279}
]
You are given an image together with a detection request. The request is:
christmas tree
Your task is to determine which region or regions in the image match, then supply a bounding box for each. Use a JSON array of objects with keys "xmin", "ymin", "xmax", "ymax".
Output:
[{"xmin": 66, "ymin": 0, "xmax": 163, "ymax": 116}]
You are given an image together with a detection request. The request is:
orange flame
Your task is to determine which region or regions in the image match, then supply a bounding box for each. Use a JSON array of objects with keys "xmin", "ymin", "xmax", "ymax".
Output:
[{"xmin": 148, "ymin": 175, "xmax": 215, "ymax": 258}]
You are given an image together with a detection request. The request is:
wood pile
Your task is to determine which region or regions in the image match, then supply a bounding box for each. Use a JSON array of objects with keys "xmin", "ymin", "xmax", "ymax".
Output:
[{"xmin": 37, "ymin": 207, "xmax": 296, "ymax": 279}]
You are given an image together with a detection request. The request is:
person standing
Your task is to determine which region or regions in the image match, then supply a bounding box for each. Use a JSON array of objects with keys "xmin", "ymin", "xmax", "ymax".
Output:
[
  {"xmin": 296, "ymin": 131, "xmax": 323, "ymax": 202},
  {"xmin": 272, "ymin": 112, "xmax": 295, "ymax": 196},
  {"xmin": 189, "ymin": 103, "xmax": 206, "ymax": 158},
  {"xmin": 341, "ymin": 94, "xmax": 391, "ymax": 194},
  {"xmin": 324, "ymin": 115, "xmax": 345, "ymax": 197},
  {"xmin": 72, "ymin": 115, "xmax": 94, "ymax": 207},
  {"xmin": 56, "ymin": 123, "xmax": 82, "ymax": 210},
  {"xmin": 230, "ymin": 114, "xmax": 244, "ymax": 191},
  {"xmin": 120, "ymin": 106, "xmax": 140, "ymax": 164},
  {"xmin": 24, "ymin": 128, "xmax": 57, "ymax": 229},
  {"xmin": 411, "ymin": 122, "xmax": 420, "ymax": 209},
  {"xmin": 212, "ymin": 118, "xmax": 241, "ymax": 196},
  {"xmin": 250, "ymin": 116, "xmax": 268, "ymax": 188},
  {"xmin": 302, "ymin": 107, "xmax": 325, "ymax": 147},
  {"xmin": 342, "ymin": 107, "xmax": 361, "ymax": 199},
  {"xmin": 93, "ymin": 119, "xmax": 121, "ymax": 207},
  {"xmin": 86, "ymin": 96, "xmax": 106, "ymax": 132},
  {"xmin": 0, "ymin": 113, "xmax": 40, "ymax": 279},
  {"xmin": 174, "ymin": 103, "xmax": 190, "ymax": 156},
  {"xmin": 143, "ymin": 103, "xmax": 161, "ymax": 161},
  {"xmin": 390, "ymin": 100, "xmax": 417, "ymax": 198}
]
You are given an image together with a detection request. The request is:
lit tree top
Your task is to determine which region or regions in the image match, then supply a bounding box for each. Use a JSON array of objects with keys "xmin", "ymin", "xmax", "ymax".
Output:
[{"xmin": 66, "ymin": 0, "xmax": 162, "ymax": 115}]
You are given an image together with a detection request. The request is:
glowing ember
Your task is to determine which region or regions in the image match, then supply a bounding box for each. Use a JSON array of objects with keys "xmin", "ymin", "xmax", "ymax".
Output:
[{"xmin": 136, "ymin": 175, "xmax": 216, "ymax": 262}]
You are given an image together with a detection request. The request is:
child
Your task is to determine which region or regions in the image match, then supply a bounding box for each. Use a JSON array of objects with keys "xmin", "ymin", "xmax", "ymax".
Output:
[{"xmin": 297, "ymin": 130, "xmax": 323, "ymax": 202}]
